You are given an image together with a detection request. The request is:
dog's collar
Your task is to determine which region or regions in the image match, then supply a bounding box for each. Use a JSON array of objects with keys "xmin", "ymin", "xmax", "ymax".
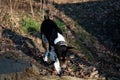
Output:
[{"xmin": 56, "ymin": 41, "xmax": 67, "ymax": 46}]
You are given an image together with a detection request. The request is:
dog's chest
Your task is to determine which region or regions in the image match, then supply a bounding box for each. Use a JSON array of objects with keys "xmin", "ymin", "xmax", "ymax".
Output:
[{"xmin": 54, "ymin": 33, "xmax": 65, "ymax": 45}]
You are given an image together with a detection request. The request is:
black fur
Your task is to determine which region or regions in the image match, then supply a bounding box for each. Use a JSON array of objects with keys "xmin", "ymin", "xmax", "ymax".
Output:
[
  {"xmin": 40, "ymin": 16, "xmax": 73, "ymax": 76},
  {"xmin": 41, "ymin": 17, "xmax": 63, "ymax": 46}
]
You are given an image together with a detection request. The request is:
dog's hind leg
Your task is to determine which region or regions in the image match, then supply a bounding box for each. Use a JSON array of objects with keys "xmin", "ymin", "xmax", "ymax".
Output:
[{"xmin": 41, "ymin": 34, "xmax": 49, "ymax": 62}]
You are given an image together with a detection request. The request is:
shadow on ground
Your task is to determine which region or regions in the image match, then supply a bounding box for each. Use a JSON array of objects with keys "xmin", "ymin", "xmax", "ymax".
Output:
[
  {"xmin": 54, "ymin": 0, "xmax": 120, "ymax": 54},
  {"xmin": 1, "ymin": 27, "xmax": 100, "ymax": 78},
  {"xmin": 54, "ymin": 0, "xmax": 120, "ymax": 79},
  {"xmin": 2, "ymin": 28, "xmax": 44, "ymax": 64}
]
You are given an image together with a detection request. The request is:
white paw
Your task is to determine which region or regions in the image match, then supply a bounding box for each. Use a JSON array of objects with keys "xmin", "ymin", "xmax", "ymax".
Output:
[
  {"xmin": 54, "ymin": 58, "xmax": 61, "ymax": 75},
  {"xmin": 44, "ymin": 52, "xmax": 49, "ymax": 62},
  {"xmin": 44, "ymin": 56, "xmax": 48, "ymax": 62}
]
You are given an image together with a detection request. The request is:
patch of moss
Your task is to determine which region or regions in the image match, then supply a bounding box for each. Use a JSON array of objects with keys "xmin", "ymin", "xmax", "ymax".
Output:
[
  {"xmin": 55, "ymin": 19, "xmax": 66, "ymax": 34},
  {"xmin": 20, "ymin": 17, "xmax": 40, "ymax": 33}
]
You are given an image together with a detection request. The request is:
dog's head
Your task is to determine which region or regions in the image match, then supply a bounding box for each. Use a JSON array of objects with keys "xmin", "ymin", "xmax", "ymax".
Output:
[{"xmin": 55, "ymin": 42, "xmax": 73, "ymax": 62}]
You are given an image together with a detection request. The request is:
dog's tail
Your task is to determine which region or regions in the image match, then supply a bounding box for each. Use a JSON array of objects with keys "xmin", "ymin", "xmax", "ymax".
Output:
[{"xmin": 44, "ymin": 10, "xmax": 49, "ymax": 20}]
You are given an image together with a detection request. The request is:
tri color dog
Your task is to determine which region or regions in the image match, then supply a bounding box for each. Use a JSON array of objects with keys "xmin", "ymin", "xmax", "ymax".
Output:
[{"xmin": 41, "ymin": 16, "xmax": 72, "ymax": 76}]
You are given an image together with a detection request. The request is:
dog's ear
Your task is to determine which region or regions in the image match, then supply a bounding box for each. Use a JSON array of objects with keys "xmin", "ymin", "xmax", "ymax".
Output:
[{"xmin": 67, "ymin": 46, "xmax": 74, "ymax": 50}]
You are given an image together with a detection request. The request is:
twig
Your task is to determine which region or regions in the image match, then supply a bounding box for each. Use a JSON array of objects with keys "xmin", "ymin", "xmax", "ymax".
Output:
[{"xmin": 30, "ymin": 0, "xmax": 34, "ymax": 18}]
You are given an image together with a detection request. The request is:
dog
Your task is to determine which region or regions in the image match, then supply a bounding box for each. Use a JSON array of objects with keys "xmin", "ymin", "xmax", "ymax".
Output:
[{"xmin": 40, "ymin": 16, "xmax": 73, "ymax": 76}]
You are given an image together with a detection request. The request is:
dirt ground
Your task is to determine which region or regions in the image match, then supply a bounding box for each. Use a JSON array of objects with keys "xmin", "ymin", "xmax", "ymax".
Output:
[{"xmin": 0, "ymin": 0, "xmax": 120, "ymax": 80}]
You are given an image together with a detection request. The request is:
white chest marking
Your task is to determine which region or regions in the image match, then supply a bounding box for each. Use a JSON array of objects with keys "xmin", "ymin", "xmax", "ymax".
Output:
[{"xmin": 54, "ymin": 33, "xmax": 66, "ymax": 44}]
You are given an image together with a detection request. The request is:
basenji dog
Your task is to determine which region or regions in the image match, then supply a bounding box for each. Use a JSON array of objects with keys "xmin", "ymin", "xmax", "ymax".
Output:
[{"xmin": 41, "ymin": 16, "xmax": 72, "ymax": 76}]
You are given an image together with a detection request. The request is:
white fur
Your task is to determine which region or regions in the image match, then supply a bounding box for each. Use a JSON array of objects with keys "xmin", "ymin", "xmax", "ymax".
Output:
[
  {"xmin": 44, "ymin": 52, "xmax": 49, "ymax": 61},
  {"xmin": 54, "ymin": 58, "xmax": 61, "ymax": 74},
  {"xmin": 54, "ymin": 33, "xmax": 66, "ymax": 44}
]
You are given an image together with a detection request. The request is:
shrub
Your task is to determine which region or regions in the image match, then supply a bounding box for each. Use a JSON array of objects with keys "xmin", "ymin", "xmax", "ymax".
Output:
[
  {"xmin": 55, "ymin": 19, "xmax": 66, "ymax": 33},
  {"xmin": 20, "ymin": 17, "xmax": 40, "ymax": 33}
]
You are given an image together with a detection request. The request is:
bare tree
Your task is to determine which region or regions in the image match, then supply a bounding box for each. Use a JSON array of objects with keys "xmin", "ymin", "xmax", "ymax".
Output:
[{"xmin": 30, "ymin": 0, "xmax": 34, "ymax": 17}]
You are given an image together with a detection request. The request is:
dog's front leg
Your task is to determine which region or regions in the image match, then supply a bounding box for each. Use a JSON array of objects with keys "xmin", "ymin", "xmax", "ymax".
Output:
[
  {"xmin": 49, "ymin": 46, "xmax": 56, "ymax": 61},
  {"xmin": 49, "ymin": 46, "xmax": 62, "ymax": 76},
  {"xmin": 43, "ymin": 43, "xmax": 49, "ymax": 62},
  {"xmin": 41, "ymin": 34, "xmax": 49, "ymax": 62},
  {"xmin": 54, "ymin": 58, "xmax": 62, "ymax": 77}
]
